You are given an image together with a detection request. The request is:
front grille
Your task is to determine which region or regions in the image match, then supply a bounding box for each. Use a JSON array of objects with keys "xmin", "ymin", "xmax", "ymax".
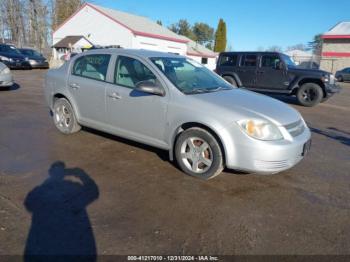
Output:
[{"xmin": 284, "ymin": 119, "xmax": 305, "ymax": 137}]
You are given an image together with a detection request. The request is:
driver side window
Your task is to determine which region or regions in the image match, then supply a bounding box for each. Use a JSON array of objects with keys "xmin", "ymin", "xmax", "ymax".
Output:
[{"xmin": 114, "ymin": 56, "xmax": 157, "ymax": 89}]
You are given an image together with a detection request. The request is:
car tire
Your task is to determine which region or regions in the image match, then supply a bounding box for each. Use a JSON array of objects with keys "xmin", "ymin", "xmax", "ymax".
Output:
[
  {"xmin": 223, "ymin": 76, "xmax": 237, "ymax": 87},
  {"xmin": 175, "ymin": 128, "xmax": 224, "ymax": 180},
  {"xmin": 53, "ymin": 98, "xmax": 81, "ymax": 134},
  {"xmin": 337, "ymin": 75, "xmax": 343, "ymax": 82},
  {"xmin": 296, "ymin": 83, "xmax": 323, "ymax": 107}
]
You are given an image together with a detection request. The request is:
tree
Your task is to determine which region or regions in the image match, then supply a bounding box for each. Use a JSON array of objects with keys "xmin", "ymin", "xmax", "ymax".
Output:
[
  {"xmin": 286, "ymin": 43, "xmax": 308, "ymax": 52},
  {"xmin": 156, "ymin": 20, "xmax": 162, "ymax": 26},
  {"xmin": 308, "ymin": 34, "xmax": 323, "ymax": 55},
  {"xmin": 192, "ymin": 22, "xmax": 214, "ymax": 47},
  {"xmin": 214, "ymin": 19, "xmax": 227, "ymax": 52},
  {"xmin": 168, "ymin": 19, "xmax": 196, "ymax": 41},
  {"xmin": 266, "ymin": 45, "xmax": 283, "ymax": 52},
  {"xmin": 52, "ymin": 0, "xmax": 84, "ymax": 30}
]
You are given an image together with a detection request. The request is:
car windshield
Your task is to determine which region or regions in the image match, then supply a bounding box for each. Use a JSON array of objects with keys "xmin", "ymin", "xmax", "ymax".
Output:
[
  {"xmin": 150, "ymin": 57, "xmax": 233, "ymax": 94},
  {"xmin": 2, "ymin": 45, "xmax": 21, "ymax": 55},
  {"xmin": 281, "ymin": 54, "xmax": 296, "ymax": 67}
]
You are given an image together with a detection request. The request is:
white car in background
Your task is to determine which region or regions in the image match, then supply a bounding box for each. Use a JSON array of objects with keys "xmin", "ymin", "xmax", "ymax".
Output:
[{"xmin": 0, "ymin": 62, "xmax": 13, "ymax": 87}]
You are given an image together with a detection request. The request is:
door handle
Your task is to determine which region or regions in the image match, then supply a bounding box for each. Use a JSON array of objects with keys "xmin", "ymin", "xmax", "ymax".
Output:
[
  {"xmin": 69, "ymin": 83, "xmax": 80, "ymax": 89},
  {"xmin": 107, "ymin": 92, "xmax": 122, "ymax": 100}
]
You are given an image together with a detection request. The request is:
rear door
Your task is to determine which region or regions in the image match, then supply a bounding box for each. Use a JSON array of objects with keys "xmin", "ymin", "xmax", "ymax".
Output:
[
  {"xmin": 237, "ymin": 54, "xmax": 257, "ymax": 88},
  {"xmin": 68, "ymin": 54, "xmax": 111, "ymax": 125},
  {"xmin": 256, "ymin": 54, "xmax": 289, "ymax": 90}
]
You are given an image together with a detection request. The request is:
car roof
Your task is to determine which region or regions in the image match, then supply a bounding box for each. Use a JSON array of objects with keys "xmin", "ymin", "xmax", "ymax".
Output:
[
  {"xmin": 78, "ymin": 48, "xmax": 184, "ymax": 59},
  {"xmin": 220, "ymin": 51, "xmax": 282, "ymax": 55}
]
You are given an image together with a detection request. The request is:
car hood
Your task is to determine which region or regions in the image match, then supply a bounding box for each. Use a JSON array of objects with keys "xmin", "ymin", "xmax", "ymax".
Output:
[
  {"xmin": 191, "ymin": 89, "xmax": 301, "ymax": 126},
  {"xmin": 0, "ymin": 52, "xmax": 25, "ymax": 59}
]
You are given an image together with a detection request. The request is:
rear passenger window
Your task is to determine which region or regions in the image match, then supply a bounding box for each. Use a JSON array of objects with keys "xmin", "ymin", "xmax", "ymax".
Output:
[
  {"xmin": 241, "ymin": 55, "xmax": 257, "ymax": 67},
  {"xmin": 219, "ymin": 54, "xmax": 237, "ymax": 66},
  {"xmin": 72, "ymin": 54, "xmax": 110, "ymax": 81},
  {"xmin": 261, "ymin": 55, "xmax": 280, "ymax": 68}
]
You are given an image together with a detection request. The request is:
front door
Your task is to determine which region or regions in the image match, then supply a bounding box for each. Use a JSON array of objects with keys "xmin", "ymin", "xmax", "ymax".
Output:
[
  {"xmin": 256, "ymin": 54, "xmax": 289, "ymax": 90},
  {"xmin": 237, "ymin": 54, "xmax": 257, "ymax": 88},
  {"xmin": 105, "ymin": 55, "xmax": 169, "ymax": 148},
  {"xmin": 68, "ymin": 54, "xmax": 111, "ymax": 125}
]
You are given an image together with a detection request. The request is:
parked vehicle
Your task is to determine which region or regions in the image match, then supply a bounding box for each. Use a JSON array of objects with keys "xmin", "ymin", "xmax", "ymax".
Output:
[
  {"xmin": 335, "ymin": 67, "xmax": 350, "ymax": 82},
  {"xmin": 0, "ymin": 44, "xmax": 31, "ymax": 69},
  {"xmin": 19, "ymin": 48, "xmax": 49, "ymax": 69},
  {"xmin": 216, "ymin": 52, "xmax": 340, "ymax": 107},
  {"xmin": 44, "ymin": 49, "xmax": 311, "ymax": 179},
  {"xmin": 0, "ymin": 62, "xmax": 13, "ymax": 87}
]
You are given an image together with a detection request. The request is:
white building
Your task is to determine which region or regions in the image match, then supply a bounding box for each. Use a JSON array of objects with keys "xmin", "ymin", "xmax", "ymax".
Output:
[{"xmin": 52, "ymin": 3, "xmax": 217, "ymax": 69}]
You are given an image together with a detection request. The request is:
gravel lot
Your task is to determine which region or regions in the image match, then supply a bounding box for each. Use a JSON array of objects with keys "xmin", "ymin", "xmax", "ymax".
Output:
[{"xmin": 0, "ymin": 70, "xmax": 349, "ymax": 256}]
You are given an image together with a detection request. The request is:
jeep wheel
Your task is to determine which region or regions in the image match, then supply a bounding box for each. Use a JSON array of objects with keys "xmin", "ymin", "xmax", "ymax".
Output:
[
  {"xmin": 223, "ymin": 76, "xmax": 237, "ymax": 87},
  {"xmin": 337, "ymin": 75, "xmax": 343, "ymax": 82},
  {"xmin": 175, "ymin": 128, "xmax": 224, "ymax": 180},
  {"xmin": 297, "ymin": 83, "xmax": 323, "ymax": 107}
]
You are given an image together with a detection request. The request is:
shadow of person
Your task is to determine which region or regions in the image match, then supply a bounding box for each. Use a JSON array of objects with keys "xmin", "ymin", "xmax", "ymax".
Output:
[{"xmin": 24, "ymin": 161, "xmax": 99, "ymax": 262}]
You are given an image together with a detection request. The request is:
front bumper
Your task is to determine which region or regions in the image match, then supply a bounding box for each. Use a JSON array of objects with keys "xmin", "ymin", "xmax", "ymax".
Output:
[
  {"xmin": 29, "ymin": 60, "xmax": 49, "ymax": 69},
  {"xmin": 224, "ymin": 124, "xmax": 311, "ymax": 174},
  {"xmin": 4, "ymin": 60, "xmax": 31, "ymax": 69},
  {"xmin": 325, "ymin": 82, "xmax": 341, "ymax": 97},
  {"xmin": 0, "ymin": 73, "xmax": 14, "ymax": 87}
]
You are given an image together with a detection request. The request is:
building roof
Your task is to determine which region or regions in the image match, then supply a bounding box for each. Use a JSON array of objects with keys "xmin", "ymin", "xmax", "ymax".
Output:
[
  {"xmin": 54, "ymin": 3, "xmax": 189, "ymax": 44},
  {"xmin": 322, "ymin": 21, "xmax": 350, "ymax": 39},
  {"xmin": 53, "ymin": 35, "xmax": 92, "ymax": 48},
  {"xmin": 184, "ymin": 38, "xmax": 217, "ymax": 58}
]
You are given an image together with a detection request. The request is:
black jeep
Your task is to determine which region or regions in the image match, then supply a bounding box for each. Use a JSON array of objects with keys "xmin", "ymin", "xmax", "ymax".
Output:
[{"xmin": 215, "ymin": 52, "xmax": 340, "ymax": 107}]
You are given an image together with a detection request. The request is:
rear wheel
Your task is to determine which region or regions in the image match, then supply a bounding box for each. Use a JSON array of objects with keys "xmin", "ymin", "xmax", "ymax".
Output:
[
  {"xmin": 296, "ymin": 83, "xmax": 323, "ymax": 107},
  {"xmin": 223, "ymin": 76, "xmax": 237, "ymax": 87},
  {"xmin": 175, "ymin": 128, "xmax": 224, "ymax": 180},
  {"xmin": 53, "ymin": 98, "xmax": 81, "ymax": 134},
  {"xmin": 337, "ymin": 75, "xmax": 343, "ymax": 82}
]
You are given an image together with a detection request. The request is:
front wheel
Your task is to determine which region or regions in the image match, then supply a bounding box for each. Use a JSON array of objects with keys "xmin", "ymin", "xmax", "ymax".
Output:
[
  {"xmin": 53, "ymin": 98, "xmax": 81, "ymax": 134},
  {"xmin": 175, "ymin": 128, "xmax": 224, "ymax": 180},
  {"xmin": 223, "ymin": 76, "xmax": 238, "ymax": 87},
  {"xmin": 296, "ymin": 83, "xmax": 323, "ymax": 107},
  {"xmin": 337, "ymin": 75, "xmax": 343, "ymax": 82}
]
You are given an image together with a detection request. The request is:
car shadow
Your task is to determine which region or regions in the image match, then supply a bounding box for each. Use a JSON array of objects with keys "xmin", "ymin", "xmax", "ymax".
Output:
[
  {"xmin": 0, "ymin": 83, "xmax": 20, "ymax": 91},
  {"xmin": 83, "ymin": 127, "xmax": 170, "ymax": 162},
  {"xmin": 23, "ymin": 161, "xmax": 99, "ymax": 261},
  {"xmin": 310, "ymin": 127, "xmax": 350, "ymax": 147}
]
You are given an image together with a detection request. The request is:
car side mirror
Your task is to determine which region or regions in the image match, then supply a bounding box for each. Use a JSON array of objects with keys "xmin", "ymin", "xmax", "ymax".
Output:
[{"xmin": 135, "ymin": 81, "xmax": 165, "ymax": 96}]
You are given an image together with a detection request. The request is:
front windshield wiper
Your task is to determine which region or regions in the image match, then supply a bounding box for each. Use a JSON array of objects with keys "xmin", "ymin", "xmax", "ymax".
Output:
[{"xmin": 184, "ymin": 86, "xmax": 231, "ymax": 95}]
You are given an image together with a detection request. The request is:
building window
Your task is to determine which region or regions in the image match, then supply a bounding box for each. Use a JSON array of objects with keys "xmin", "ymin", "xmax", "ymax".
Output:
[{"xmin": 201, "ymin": 57, "xmax": 208, "ymax": 64}]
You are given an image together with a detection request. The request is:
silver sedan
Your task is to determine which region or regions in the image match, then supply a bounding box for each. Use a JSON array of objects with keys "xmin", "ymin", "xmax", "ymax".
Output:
[
  {"xmin": 0, "ymin": 62, "xmax": 13, "ymax": 87},
  {"xmin": 44, "ymin": 49, "xmax": 311, "ymax": 179}
]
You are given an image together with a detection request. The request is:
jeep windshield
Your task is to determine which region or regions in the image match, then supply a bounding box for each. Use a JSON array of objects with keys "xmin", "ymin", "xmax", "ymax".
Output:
[
  {"xmin": 281, "ymin": 54, "xmax": 297, "ymax": 68},
  {"xmin": 150, "ymin": 57, "xmax": 233, "ymax": 94}
]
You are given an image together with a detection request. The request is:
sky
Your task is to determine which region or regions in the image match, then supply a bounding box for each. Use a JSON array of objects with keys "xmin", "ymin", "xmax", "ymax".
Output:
[{"xmin": 91, "ymin": 0, "xmax": 350, "ymax": 51}]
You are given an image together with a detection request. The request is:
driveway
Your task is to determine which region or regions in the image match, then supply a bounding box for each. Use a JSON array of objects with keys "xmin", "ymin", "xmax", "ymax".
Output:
[{"xmin": 0, "ymin": 70, "xmax": 349, "ymax": 256}]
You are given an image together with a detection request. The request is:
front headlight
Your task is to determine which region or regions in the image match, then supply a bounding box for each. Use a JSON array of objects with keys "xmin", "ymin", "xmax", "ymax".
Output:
[
  {"xmin": 0, "ymin": 67, "xmax": 10, "ymax": 74},
  {"xmin": 322, "ymin": 74, "xmax": 330, "ymax": 82},
  {"xmin": 237, "ymin": 119, "xmax": 283, "ymax": 141},
  {"xmin": 0, "ymin": 56, "xmax": 10, "ymax": 62}
]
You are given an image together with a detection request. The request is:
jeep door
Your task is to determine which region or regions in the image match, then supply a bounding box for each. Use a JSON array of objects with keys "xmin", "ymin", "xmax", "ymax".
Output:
[
  {"xmin": 68, "ymin": 54, "xmax": 111, "ymax": 125},
  {"xmin": 105, "ymin": 55, "xmax": 169, "ymax": 148},
  {"xmin": 256, "ymin": 54, "xmax": 289, "ymax": 90},
  {"xmin": 237, "ymin": 54, "xmax": 257, "ymax": 88}
]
